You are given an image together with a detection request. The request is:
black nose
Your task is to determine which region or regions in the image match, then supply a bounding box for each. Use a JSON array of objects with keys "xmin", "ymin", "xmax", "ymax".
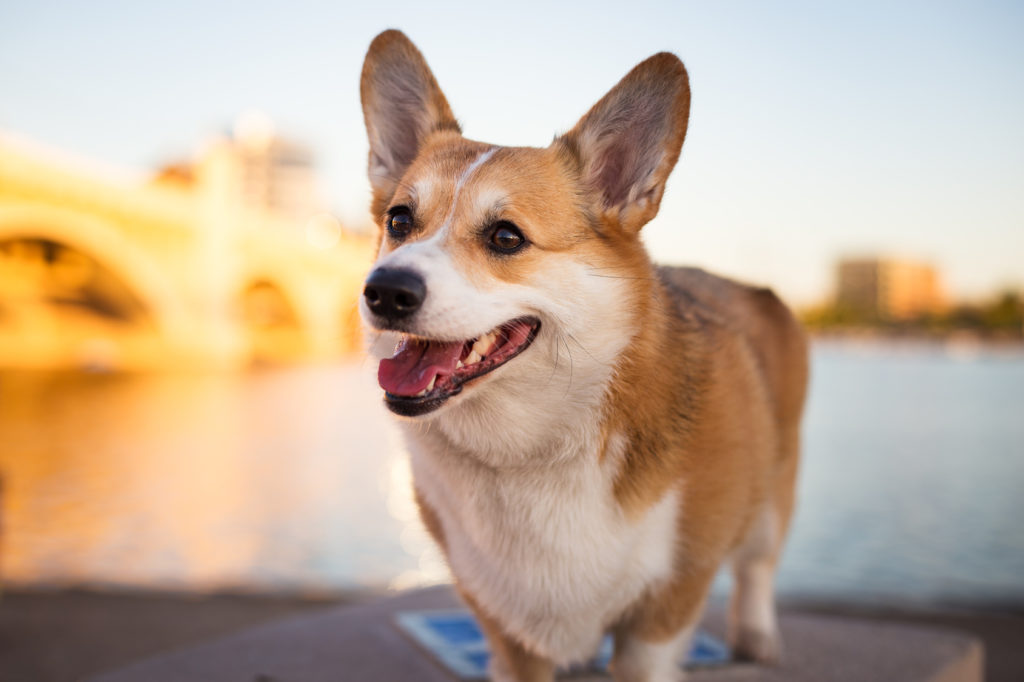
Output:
[{"xmin": 363, "ymin": 267, "xmax": 426, "ymax": 320}]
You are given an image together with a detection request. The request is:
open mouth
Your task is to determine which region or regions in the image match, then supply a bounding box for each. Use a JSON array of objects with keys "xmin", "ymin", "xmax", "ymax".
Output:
[{"xmin": 378, "ymin": 317, "xmax": 541, "ymax": 417}]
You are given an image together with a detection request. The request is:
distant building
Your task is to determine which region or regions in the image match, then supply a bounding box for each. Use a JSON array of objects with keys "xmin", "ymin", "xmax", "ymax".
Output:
[
  {"xmin": 233, "ymin": 120, "xmax": 320, "ymax": 222},
  {"xmin": 154, "ymin": 111, "xmax": 323, "ymax": 224},
  {"xmin": 836, "ymin": 257, "xmax": 944, "ymax": 320}
]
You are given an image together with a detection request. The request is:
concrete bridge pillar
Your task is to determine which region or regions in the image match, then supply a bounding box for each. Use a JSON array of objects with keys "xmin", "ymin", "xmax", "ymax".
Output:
[{"xmin": 189, "ymin": 139, "xmax": 248, "ymax": 367}]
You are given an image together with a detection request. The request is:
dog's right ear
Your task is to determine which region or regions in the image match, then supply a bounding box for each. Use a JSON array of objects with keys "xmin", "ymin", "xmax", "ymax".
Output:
[{"xmin": 361, "ymin": 30, "xmax": 460, "ymax": 215}]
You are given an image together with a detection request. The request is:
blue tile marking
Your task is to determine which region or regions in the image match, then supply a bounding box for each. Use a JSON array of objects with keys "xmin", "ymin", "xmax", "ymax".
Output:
[
  {"xmin": 395, "ymin": 610, "xmax": 731, "ymax": 680},
  {"xmin": 690, "ymin": 631, "xmax": 731, "ymax": 664},
  {"xmin": 425, "ymin": 614, "xmax": 485, "ymax": 645},
  {"xmin": 396, "ymin": 610, "xmax": 491, "ymax": 678},
  {"xmin": 464, "ymin": 651, "xmax": 492, "ymax": 672}
]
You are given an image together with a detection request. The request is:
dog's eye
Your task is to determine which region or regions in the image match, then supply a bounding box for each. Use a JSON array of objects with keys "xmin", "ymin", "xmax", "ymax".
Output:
[
  {"xmin": 488, "ymin": 222, "xmax": 526, "ymax": 254},
  {"xmin": 387, "ymin": 207, "xmax": 414, "ymax": 240}
]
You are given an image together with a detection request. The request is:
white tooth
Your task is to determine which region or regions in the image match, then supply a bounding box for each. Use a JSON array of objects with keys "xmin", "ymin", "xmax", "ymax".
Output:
[
  {"xmin": 456, "ymin": 360, "xmax": 464, "ymax": 369},
  {"xmin": 465, "ymin": 350, "xmax": 482, "ymax": 365},
  {"xmin": 473, "ymin": 332, "xmax": 496, "ymax": 357},
  {"xmin": 415, "ymin": 389, "xmax": 427, "ymax": 397},
  {"xmin": 426, "ymin": 375, "xmax": 436, "ymax": 391}
]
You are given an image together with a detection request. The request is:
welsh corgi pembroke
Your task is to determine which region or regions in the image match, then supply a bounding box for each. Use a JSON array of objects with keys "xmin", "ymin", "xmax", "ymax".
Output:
[{"xmin": 359, "ymin": 30, "xmax": 808, "ymax": 682}]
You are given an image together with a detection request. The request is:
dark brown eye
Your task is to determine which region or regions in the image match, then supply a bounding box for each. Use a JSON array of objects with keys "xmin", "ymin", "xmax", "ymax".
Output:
[
  {"xmin": 387, "ymin": 207, "xmax": 413, "ymax": 240},
  {"xmin": 488, "ymin": 221, "xmax": 526, "ymax": 254}
]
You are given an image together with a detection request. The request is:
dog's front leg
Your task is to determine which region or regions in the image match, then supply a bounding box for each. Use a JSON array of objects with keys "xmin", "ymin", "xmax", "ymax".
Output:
[
  {"xmin": 611, "ymin": 624, "xmax": 695, "ymax": 682},
  {"xmin": 484, "ymin": 626, "xmax": 555, "ymax": 682},
  {"xmin": 458, "ymin": 589, "xmax": 554, "ymax": 682},
  {"xmin": 609, "ymin": 564, "xmax": 717, "ymax": 682}
]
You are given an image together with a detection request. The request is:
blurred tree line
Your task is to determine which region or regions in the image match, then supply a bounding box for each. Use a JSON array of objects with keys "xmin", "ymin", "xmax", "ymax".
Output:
[{"xmin": 801, "ymin": 290, "xmax": 1024, "ymax": 339}]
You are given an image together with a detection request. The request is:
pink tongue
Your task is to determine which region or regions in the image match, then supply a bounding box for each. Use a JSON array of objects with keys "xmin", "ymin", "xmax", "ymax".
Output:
[{"xmin": 378, "ymin": 337, "xmax": 464, "ymax": 396}]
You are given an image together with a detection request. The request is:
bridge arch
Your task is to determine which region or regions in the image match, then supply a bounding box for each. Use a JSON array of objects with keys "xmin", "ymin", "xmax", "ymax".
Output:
[
  {"xmin": 0, "ymin": 202, "xmax": 188, "ymax": 335},
  {"xmin": 236, "ymin": 277, "xmax": 308, "ymax": 364}
]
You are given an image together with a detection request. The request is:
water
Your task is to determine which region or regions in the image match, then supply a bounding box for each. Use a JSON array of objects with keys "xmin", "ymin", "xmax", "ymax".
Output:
[
  {"xmin": 777, "ymin": 341, "xmax": 1024, "ymax": 606},
  {"xmin": 1, "ymin": 341, "xmax": 1022, "ymax": 606}
]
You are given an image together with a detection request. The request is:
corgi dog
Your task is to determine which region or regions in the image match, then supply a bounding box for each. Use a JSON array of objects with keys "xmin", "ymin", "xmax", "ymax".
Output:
[{"xmin": 358, "ymin": 30, "xmax": 808, "ymax": 682}]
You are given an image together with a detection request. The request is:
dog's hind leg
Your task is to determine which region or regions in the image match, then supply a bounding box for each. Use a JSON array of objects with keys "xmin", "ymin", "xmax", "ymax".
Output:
[
  {"xmin": 728, "ymin": 542, "xmax": 781, "ymax": 663},
  {"xmin": 728, "ymin": 443, "xmax": 798, "ymax": 664}
]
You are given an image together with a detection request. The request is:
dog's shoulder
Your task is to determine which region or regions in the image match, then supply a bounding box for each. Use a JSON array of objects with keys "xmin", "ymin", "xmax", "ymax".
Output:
[{"xmin": 657, "ymin": 265, "xmax": 808, "ymax": 423}]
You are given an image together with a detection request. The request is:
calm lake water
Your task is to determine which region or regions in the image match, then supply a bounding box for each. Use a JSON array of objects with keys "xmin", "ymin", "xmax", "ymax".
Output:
[{"xmin": 1, "ymin": 341, "xmax": 1022, "ymax": 607}]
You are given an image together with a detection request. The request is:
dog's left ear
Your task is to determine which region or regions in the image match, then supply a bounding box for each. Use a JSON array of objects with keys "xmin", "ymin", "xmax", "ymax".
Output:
[
  {"xmin": 361, "ymin": 30, "xmax": 461, "ymax": 215},
  {"xmin": 555, "ymin": 53, "xmax": 690, "ymax": 234}
]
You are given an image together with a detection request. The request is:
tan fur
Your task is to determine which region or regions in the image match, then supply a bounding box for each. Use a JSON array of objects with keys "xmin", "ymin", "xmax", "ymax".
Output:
[
  {"xmin": 359, "ymin": 30, "xmax": 808, "ymax": 681},
  {"xmin": 607, "ymin": 266, "xmax": 807, "ymax": 643}
]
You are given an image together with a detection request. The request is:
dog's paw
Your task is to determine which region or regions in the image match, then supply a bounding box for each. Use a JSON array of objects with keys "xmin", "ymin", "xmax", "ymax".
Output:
[{"xmin": 731, "ymin": 626, "xmax": 782, "ymax": 665}]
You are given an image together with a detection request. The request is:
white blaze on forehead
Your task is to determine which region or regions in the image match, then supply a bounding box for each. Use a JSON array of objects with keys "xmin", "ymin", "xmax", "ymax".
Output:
[
  {"xmin": 457, "ymin": 147, "xmax": 499, "ymax": 192},
  {"xmin": 376, "ymin": 148, "xmax": 496, "ymax": 260},
  {"xmin": 438, "ymin": 146, "xmax": 498, "ymax": 234}
]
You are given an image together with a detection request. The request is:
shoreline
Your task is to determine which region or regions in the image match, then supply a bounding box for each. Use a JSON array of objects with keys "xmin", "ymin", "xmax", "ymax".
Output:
[{"xmin": 808, "ymin": 329, "xmax": 1024, "ymax": 351}]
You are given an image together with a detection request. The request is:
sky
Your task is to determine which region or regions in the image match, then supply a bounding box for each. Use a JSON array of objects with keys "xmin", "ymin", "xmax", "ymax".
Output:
[{"xmin": 2, "ymin": 0, "xmax": 1022, "ymax": 305}]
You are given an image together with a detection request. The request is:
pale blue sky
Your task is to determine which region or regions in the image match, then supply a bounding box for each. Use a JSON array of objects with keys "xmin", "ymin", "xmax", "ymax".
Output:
[{"xmin": 2, "ymin": 0, "xmax": 1022, "ymax": 304}]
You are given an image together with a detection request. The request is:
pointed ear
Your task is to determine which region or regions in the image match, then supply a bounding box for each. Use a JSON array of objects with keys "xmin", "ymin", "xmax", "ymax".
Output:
[
  {"xmin": 360, "ymin": 30, "xmax": 460, "ymax": 213},
  {"xmin": 555, "ymin": 53, "xmax": 690, "ymax": 233}
]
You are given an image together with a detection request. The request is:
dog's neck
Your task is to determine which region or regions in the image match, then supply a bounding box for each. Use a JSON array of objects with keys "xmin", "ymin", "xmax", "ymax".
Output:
[{"xmin": 603, "ymin": 273, "xmax": 708, "ymax": 516}]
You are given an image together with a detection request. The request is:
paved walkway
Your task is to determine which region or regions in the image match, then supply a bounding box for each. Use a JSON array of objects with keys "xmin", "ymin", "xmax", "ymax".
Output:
[{"xmin": 89, "ymin": 586, "xmax": 983, "ymax": 682}]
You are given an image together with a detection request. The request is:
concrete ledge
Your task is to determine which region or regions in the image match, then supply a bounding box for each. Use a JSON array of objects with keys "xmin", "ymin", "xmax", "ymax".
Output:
[{"xmin": 88, "ymin": 586, "xmax": 983, "ymax": 682}]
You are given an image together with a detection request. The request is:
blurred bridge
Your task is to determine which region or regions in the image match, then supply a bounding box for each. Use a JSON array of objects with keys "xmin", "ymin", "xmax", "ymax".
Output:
[{"xmin": 0, "ymin": 131, "xmax": 374, "ymax": 370}]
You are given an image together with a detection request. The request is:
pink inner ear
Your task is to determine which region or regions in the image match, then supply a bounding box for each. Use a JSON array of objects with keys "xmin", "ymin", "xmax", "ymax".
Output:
[
  {"xmin": 589, "ymin": 100, "xmax": 669, "ymax": 209},
  {"xmin": 596, "ymin": 137, "xmax": 639, "ymax": 207},
  {"xmin": 371, "ymin": 72, "xmax": 433, "ymax": 174}
]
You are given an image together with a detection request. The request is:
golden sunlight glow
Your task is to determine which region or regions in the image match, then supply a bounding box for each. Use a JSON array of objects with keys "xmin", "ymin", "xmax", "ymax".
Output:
[
  {"xmin": 305, "ymin": 212, "xmax": 343, "ymax": 250},
  {"xmin": 0, "ymin": 130, "xmax": 373, "ymax": 370},
  {"xmin": 383, "ymin": 428, "xmax": 450, "ymax": 591}
]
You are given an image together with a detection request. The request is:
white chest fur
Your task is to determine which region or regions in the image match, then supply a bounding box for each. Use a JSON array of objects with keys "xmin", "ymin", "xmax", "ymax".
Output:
[{"xmin": 406, "ymin": 427, "xmax": 681, "ymax": 665}]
